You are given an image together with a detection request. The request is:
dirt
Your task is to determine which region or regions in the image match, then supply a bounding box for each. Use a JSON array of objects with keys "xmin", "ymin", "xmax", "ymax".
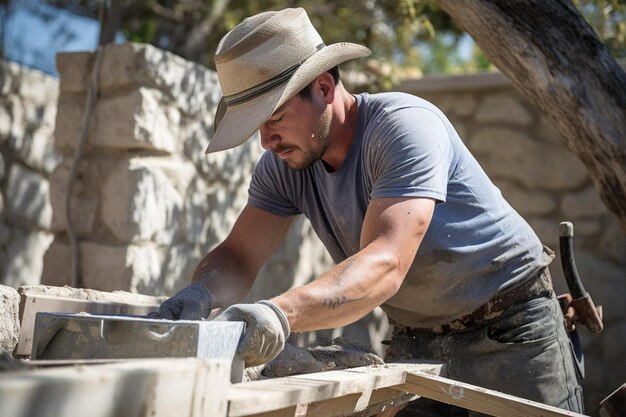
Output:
[
  {"xmin": 18, "ymin": 285, "xmax": 167, "ymax": 304},
  {"xmin": 244, "ymin": 337, "xmax": 384, "ymax": 381}
]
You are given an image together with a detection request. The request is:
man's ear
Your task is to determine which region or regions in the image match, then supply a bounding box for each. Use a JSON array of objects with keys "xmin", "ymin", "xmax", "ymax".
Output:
[{"xmin": 315, "ymin": 72, "xmax": 336, "ymax": 105}]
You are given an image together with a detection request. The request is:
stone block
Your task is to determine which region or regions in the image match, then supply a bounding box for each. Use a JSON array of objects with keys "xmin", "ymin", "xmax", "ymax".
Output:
[
  {"xmin": 48, "ymin": 159, "xmax": 98, "ymax": 236},
  {"xmin": 569, "ymin": 219, "xmax": 601, "ymax": 237},
  {"xmin": 600, "ymin": 322, "xmax": 626, "ymax": 391},
  {"xmin": 9, "ymin": 129, "xmax": 61, "ymax": 175},
  {"xmin": 0, "ymin": 222, "xmax": 9, "ymax": 246},
  {"xmin": 40, "ymin": 239, "xmax": 71, "ymax": 287},
  {"xmin": 183, "ymin": 177, "xmax": 212, "ymax": 245},
  {"xmin": 0, "ymin": 284, "xmax": 20, "ymax": 353},
  {"xmin": 2, "ymin": 227, "xmax": 54, "ymax": 288},
  {"xmin": 1, "ymin": 59, "xmax": 58, "ymax": 106},
  {"xmin": 573, "ymin": 250, "xmax": 626, "ymax": 320},
  {"xmin": 599, "ymin": 215, "xmax": 626, "ymax": 265},
  {"xmin": 561, "ymin": 186, "xmax": 609, "ymax": 219},
  {"xmin": 80, "ymin": 242, "xmax": 163, "ymax": 294},
  {"xmin": 15, "ymin": 64, "xmax": 59, "ymax": 107},
  {"xmin": 186, "ymin": 127, "xmax": 263, "ymax": 185},
  {"xmin": 6, "ymin": 164, "xmax": 52, "ymax": 229},
  {"xmin": 470, "ymin": 127, "xmax": 588, "ymax": 190},
  {"xmin": 0, "ymin": 59, "xmax": 20, "ymax": 95},
  {"xmin": 57, "ymin": 43, "xmax": 221, "ymax": 116},
  {"xmin": 0, "ymin": 105, "xmax": 10, "ymax": 143},
  {"xmin": 430, "ymin": 93, "xmax": 477, "ymax": 118},
  {"xmin": 527, "ymin": 217, "xmax": 559, "ymax": 249},
  {"xmin": 536, "ymin": 115, "xmax": 564, "ymax": 146},
  {"xmin": 140, "ymin": 243, "xmax": 200, "ymax": 296},
  {"xmin": 101, "ymin": 158, "xmax": 185, "ymax": 244},
  {"xmin": 249, "ymin": 217, "xmax": 333, "ymax": 303},
  {"xmin": 55, "ymin": 88, "xmax": 180, "ymax": 154},
  {"xmin": 475, "ymin": 94, "xmax": 533, "ymax": 125},
  {"xmin": 0, "ymin": 95, "xmax": 25, "ymax": 142},
  {"xmin": 495, "ymin": 180, "xmax": 557, "ymax": 215}
]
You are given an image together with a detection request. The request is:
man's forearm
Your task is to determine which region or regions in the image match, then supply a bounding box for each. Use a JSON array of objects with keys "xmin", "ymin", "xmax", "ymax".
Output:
[
  {"xmin": 271, "ymin": 246, "xmax": 404, "ymax": 332},
  {"xmin": 192, "ymin": 245, "xmax": 257, "ymax": 309}
]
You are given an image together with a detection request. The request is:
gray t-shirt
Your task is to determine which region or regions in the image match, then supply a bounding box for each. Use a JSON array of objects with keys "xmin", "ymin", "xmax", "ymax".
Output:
[{"xmin": 249, "ymin": 92, "xmax": 552, "ymax": 327}]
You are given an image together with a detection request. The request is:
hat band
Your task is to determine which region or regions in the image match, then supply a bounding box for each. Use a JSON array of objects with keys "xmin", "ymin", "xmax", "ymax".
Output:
[{"xmin": 223, "ymin": 43, "xmax": 325, "ymax": 107}]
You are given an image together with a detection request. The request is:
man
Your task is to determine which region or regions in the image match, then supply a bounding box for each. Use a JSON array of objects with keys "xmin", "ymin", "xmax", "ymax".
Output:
[{"xmin": 159, "ymin": 7, "xmax": 583, "ymax": 415}]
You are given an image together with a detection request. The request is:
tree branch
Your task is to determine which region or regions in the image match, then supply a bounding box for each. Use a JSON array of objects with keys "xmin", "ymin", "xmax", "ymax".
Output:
[{"xmin": 437, "ymin": 0, "xmax": 626, "ymax": 231}]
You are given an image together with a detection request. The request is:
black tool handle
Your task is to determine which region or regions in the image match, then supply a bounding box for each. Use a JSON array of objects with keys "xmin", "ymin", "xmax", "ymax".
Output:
[{"xmin": 559, "ymin": 222, "xmax": 586, "ymax": 299}]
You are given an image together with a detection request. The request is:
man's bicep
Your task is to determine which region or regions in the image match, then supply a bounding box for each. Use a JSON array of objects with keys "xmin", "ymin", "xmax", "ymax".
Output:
[
  {"xmin": 221, "ymin": 204, "xmax": 294, "ymax": 276},
  {"xmin": 360, "ymin": 197, "xmax": 435, "ymax": 271}
]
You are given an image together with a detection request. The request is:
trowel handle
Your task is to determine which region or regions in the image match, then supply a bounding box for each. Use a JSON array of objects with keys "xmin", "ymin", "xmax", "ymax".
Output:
[{"xmin": 559, "ymin": 221, "xmax": 586, "ymax": 299}]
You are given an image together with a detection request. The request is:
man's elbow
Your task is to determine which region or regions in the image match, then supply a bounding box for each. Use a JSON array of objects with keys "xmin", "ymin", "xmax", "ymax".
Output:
[{"xmin": 377, "ymin": 254, "xmax": 407, "ymax": 299}]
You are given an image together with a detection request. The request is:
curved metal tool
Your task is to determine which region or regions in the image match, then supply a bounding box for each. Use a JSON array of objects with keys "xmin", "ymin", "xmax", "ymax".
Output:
[{"xmin": 558, "ymin": 221, "xmax": 604, "ymax": 334}]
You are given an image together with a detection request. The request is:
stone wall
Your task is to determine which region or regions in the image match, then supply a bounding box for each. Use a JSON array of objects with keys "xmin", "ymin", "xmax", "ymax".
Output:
[
  {"xmin": 41, "ymin": 42, "xmax": 337, "ymax": 310},
  {"xmin": 398, "ymin": 72, "xmax": 626, "ymax": 414},
  {"xmin": 0, "ymin": 60, "xmax": 60, "ymax": 288}
]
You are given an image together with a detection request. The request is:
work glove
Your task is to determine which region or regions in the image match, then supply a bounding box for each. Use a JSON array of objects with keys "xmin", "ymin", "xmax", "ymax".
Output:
[
  {"xmin": 214, "ymin": 300, "xmax": 290, "ymax": 367},
  {"xmin": 158, "ymin": 282, "xmax": 214, "ymax": 320}
]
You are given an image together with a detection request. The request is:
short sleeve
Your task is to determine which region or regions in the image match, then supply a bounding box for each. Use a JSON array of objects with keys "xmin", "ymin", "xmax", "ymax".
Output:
[{"xmin": 367, "ymin": 106, "xmax": 454, "ymax": 203}]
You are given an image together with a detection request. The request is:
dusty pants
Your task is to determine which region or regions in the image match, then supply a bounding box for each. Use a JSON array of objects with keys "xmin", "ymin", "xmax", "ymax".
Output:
[{"xmin": 385, "ymin": 271, "xmax": 583, "ymax": 416}]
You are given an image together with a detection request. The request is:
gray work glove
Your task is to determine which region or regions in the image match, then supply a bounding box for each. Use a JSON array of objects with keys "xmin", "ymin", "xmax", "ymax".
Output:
[
  {"xmin": 158, "ymin": 282, "xmax": 214, "ymax": 320},
  {"xmin": 214, "ymin": 300, "xmax": 290, "ymax": 367}
]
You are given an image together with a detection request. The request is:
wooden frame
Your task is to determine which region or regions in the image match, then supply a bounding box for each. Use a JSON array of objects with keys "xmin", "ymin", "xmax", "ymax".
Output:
[{"xmin": 1, "ymin": 360, "xmax": 589, "ymax": 417}]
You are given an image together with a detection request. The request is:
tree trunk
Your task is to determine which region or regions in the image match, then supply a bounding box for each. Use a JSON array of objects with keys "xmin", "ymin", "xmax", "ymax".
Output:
[{"xmin": 437, "ymin": 0, "xmax": 626, "ymax": 232}]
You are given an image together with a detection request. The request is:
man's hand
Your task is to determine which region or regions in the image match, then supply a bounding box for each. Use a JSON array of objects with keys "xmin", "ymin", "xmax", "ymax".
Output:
[
  {"xmin": 215, "ymin": 300, "xmax": 290, "ymax": 367},
  {"xmin": 159, "ymin": 282, "xmax": 215, "ymax": 320}
]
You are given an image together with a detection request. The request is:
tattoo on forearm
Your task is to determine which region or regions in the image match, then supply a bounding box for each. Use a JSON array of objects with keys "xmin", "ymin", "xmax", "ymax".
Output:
[
  {"xmin": 321, "ymin": 259, "xmax": 364, "ymax": 309},
  {"xmin": 323, "ymin": 295, "xmax": 348, "ymax": 309}
]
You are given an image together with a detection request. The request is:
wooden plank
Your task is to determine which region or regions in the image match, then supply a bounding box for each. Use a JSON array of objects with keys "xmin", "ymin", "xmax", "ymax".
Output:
[
  {"xmin": 0, "ymin": 358, "xmax": 230, "ymax": 417},
  {"xmin": 227, "ymin": 363, "xmax": 443, "ymax": 417},
  {"xmin": 395, "ymin": 371, "xmax": 589, "ymax": 417},
  {"xmin": 293, "ymin": 388, "xmax": 416, "ymax": 417},
  {"xmin": 16, "ymin": 286, "xmax": 164, "ymax": 356},
  {"xmin": 243, "ymin": 389, "xmax": 417, "ymax": 417}
]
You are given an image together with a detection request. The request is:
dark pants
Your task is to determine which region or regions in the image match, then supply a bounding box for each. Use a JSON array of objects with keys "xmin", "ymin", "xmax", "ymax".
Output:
[{"xmin": 385, "ymin": 271, "xmax": 584, "ymax": 416}]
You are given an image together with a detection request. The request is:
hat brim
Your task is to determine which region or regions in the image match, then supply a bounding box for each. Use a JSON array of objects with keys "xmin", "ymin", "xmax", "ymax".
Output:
[{"xmin": 205, "ymin": 42, "xmax": 371, "ymax": 154}]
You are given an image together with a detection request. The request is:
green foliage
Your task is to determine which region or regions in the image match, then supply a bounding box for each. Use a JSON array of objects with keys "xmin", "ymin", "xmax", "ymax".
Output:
[
  {"xmin": 42, "ymin": 0, "xmax": 626, "ymax": 90},
  {"xmin": 574, "ymin": 0, "xmax": 626, "ymax": 58}
]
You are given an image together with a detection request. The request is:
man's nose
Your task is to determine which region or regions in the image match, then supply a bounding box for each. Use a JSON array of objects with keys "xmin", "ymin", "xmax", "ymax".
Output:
[{"xmin": 260, "ymin": 125, "xmax": 280, "ymax": 150}]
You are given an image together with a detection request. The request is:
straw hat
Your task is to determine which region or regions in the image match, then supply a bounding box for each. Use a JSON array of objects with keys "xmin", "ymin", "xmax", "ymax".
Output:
[{"xmin": 206, "ymin": 8, "xmax": 371, "ymax": 153}]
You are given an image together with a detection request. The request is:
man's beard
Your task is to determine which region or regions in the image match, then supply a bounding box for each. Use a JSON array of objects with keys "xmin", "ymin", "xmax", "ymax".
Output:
[{"xmin": 273, "ymin": 112, "xmax": 331, "ymax": 170}]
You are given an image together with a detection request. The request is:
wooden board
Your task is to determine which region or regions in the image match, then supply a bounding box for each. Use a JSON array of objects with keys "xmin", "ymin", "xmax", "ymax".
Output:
[
  {"xmin": 1, "ymin": 358, "xmax": 230, "ymax": 417},
  {"xmin": 395, "ymin": 371, "xmax": 589, "ymax": 417},
  {"xmin": 242, "ymin": 388, "xmax": 417, "ymax": 417},
  {"xmin": 227, "ymin": 363, "xmax": 444, "ymax": 417}
]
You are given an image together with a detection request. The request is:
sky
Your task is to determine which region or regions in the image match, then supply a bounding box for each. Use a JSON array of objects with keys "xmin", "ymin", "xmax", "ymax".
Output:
[{"xmin": 1, "ymin": 0, "xmax": 101, "ymax": 77}]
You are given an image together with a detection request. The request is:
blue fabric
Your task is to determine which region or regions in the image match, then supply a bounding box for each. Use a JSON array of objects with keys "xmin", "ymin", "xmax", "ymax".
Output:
[{"xmin": 248, "ymin": 92, "xmax": 552, "ymax": 327}]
